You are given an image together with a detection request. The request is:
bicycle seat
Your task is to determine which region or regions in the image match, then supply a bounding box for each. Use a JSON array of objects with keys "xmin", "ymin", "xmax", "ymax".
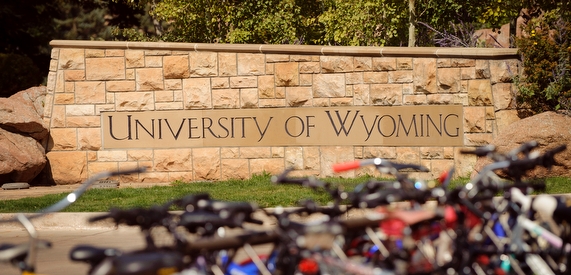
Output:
[{"xmin": 69, "ymin": 245, "xmax": 121, "ymax": 263}]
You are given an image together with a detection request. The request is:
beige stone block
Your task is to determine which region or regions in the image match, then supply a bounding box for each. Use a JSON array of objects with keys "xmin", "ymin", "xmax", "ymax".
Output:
[
  {"xmin": 437, "ymin": 59, "xmax": 451, "ymax": 68},
  {"xmin": 259, "ymin": 99, "xmax": 285, "ymax": 108},
  {"xmin": 212, "ymin": 77, "xmax": 230, "ymax": 89},
  {"xmin": 395, "ymin": 147, "xmax": 420, "ymax": 166},
  {"xmin": 59, "ymin": 49, "xmax": 85, "ymax": 70},
  {"xmin": 490, "ymin": 59, "xmax": 518, "ymax": 83},
  {"xmin": 403, "ymin": 94, "xmax": 427, "ymax": 105},
  {"xmin": 66, "ymin": 105, "xmax": 95, "ymax": 116},
  {"xmin": 46, "ymin": 151, "xmax": 87, "ymax": 184},
  {"xmin": 452, "ymin": 59, "xmax": 476, "ymax": 67},
  {"xmin": 106, "ymin": 49, "xmax": 124, "ymax": 57},
  {"xmin": 230, "ymin": 76, "xmax": 257, "ymax": 88},
  {"xmin": 464, "ymin": 107, "xmax": 486, "ymax": 133},
  {"xmin": 299, "ymin": 74, "xmax": 312, "ymax": 86},
  {"xmin": 221, "ymin": 159, "xmax": 249, "ymax": 180},
  {"xmin": 127, "ymin": 150, "xmax": 153, "ymax": 161},
  {"xmin": 321, "ymin": 56, "xmax": 354, "ymax": 73},
  {"xmin": 221, "ymin": 147, "xmax": 239, "ymax": 158},
  {"xmin": 54, "ymin": 93, "xmax": 74, "ymax": 104},
  {"xmin": 85, "ymin": 49, "xmax": 105, "ymax": 58},
  {"xmin": 237, "ymin": 53, "xmax": 265, "ymax": 75},
  {"xmin": 49, "ymin": 128, "xmax": 77, "ymax": 150},
  {"xmin": 258, "ymin": 75, "xmax": 275, "ymax": 98},
  {"xmin": 346, "ymin": 72, "xmax": 363, "ymax": 85},
  {"xmin": 165, "ymin": 79, "xmax": 182, "ymax": 90},
  {"xmin": 95, "ymin": 104, "xmax": 115, "ymax": 115},
  {"xmin": 64, "ymin": 70, "xmax": 85, "ymax": 81},
  {"xmin": 107, "ymin": 81, "xmax": 136, "ymax": 92},
  {"xmin": 303, "ymin": 147, "xmax": 320, "ymax": 170},
  {"xmin": 64, "ymin": 82, "xmax": 75, "ymax": 93},
  {"xmin": 413, "ymin": 58, "xmax": 437, "ymax": 94},
  {"xmin": 55, "ymin": 71, "xmax": 64, "ymax": 93},
  {"xmin": 453, "ymin": 94, "xmax": 469, "ymax": 105},
  {"xmin": 426, "ymin": 94, "xmax": 454, "ymax": 105},
  {"xmin": 193, "ymin": 148, "xmax": 221, "ymax": 180},
  {"xmin": 285, "ymin": 147, "xmax": 303, "ymax": 169},
  {"xmin": 51, "ymin": 48, "xmax": 60, "ymax": 59},
  {"xmin": 219, "ymin": 52, "xmax": 237, "ymax": 76},
  {"xmin": 486, "ymin": 120, "xmax": 494, "ymax": 133},
  {"xmin": 241, "ymin": 147, "xmax": 272, "ymax": 159},
  {"xmin": 145, "ymin": 55, "xmax": 162, "ymax": 67},
  {"xmin": 87, "ymin": 151, "xmax": 97, "ymax": 162},
  {"xmin": 183, "ymin": 78, "xmax": 212, "ymax": 109},
  {"xmin": 115, "ymin": 92, "xmax": 154, "ymax": 111},
  {"xmin": 154, "ymin": 148, "xmax": 192, "ymax": 171},
  {"xmin": 66, "ymin": 116, "xmax": 100, "ymax": 128},
  {"xmin": 475, "ymin": 60, "xmax": 491, "ymax": 79},
  {"xmin": 313, "ymin": 74, "xmax": 345, "ymax": 97},
  {"xmin": 213, "ymin": 89, "xmax": 239, "ymax": 108},
  {"xmin": 467, "ymin": 79, "xmax": 493, "ymax": 106},
  {"xmin": 271, "ymin": 147, "xmax": 284, "ymax": 158},
  {"xmin": 492, "ymin": 83, "xmax": 515, "ymax": 111},
  {"xmin": 173, "ymin": 90, "xmax": 183, "ymax": 102},
  {"xmin": 136, "ymin": 68, "xmax": 164, "ymax": 91},
  {"xmin": 126, "ymin": 69, "xmax": 135, "ymax": 80},
  {"xmin": 47, "ymin": 71, "xmax": 57, "ymax": 93},
  {"xmin": 266, "ymin": 63, "xmax": 274, "ymax": 75},
  {"xmin": 429, "ymin": 159, "xmax": 455, "ymax": 179},
  {"xmin": 494, "ymin": 110, "xmax": 520, "ymax": 136},
  {"xmin": 275, "ymin": 87, "xmax": 285, "ymax": 98},
  {"xmin": 75, "ymin": 81, "xmax": 105, "ymax": 104},
  {"xmin": 266, "ymin": 54, "xmax": 290, "ymax": 62},
  {"xmin": 299, "ymin": 62, "xmax": 320, "ymax": 73},
  {"xmin": 437, "ymin": 67, "xmax": 461, "ymax": 93},
  {"xmin": 49, "ymin": 59, "xmax": 58, "ymax": 71},
  {"xmin": 50, "ymin": 106, "xmax": 66, "ymax": 128},
  {"xmin": 363, "ymin": 146, "xmax": 396, "ymax": 159},
  {"xmin": 241, "ymin": 88, "xmax": 258, "ymax": 108},
  {"xmin": 291, "ymin": 55, "xmax": 313, "ymax": 62},
  {"xmin": 164, "ymin": 55, "xmax": 190, "ymax": 79},
  {"xmin": 190, "ymin": 52, "xmax": 217, "ymax": 76},
  {"xmin": 139, "ymin": 172, "xmax": 170, "ymax": 183},
  {"xmin": 389, "ymin": 71, "xmax": 413, "ymax": 83},
  {"xmin": 275, "ymin": 62, "xmax": 299, "ymax": 87},
  {"xmin": 168, "ymin": 172, "xmax": 194, "ymax": 183},
  {"xmin": 85, "ymin": 57, "xmax": 125, "ymax": 80},
  {"xmin": 420, "ymin": 147, "xmax": 443, "ymax": 159},
  {"xmin": 363, "ymin": 72, "xmax": 388, "ymax": 84},
  {"xmin": 145, "ymin": 50, "xmax": 171, "ymax": 56},
  {"xmin": 397, "ymin": 58, "xmax": 413, "ymax": 70},
  {"xmin": 354, "ymin": 57, "xmax": 372, "ymax": 72},
  {"xmin": 485, "ymin": 107, "xmax": 495, "ymax": 119},
  {"xmin": 373, "ymin": 58, "xmax": 396, "ymax": 71},
  {"xmin": 320, "ymin": 146, "xmax": 355, "ymax": 177},
  {"xmin": 97, "ymin": 150, "xmax": 127, "ymax": 161},
  {"xmin": 330, "ymin": 98, "xmax": 352, "ymax": 106},
  {"xmin": 155, "ymin": 90, "xmax": 174, "ymax": 102},
  {"xmin": 88, "ymin": 162, "xmax": 119, "ymax": 178},
  {"xmin": 309, "ymin": 98, "xmax": 327, "ymax": 107},
  {"xmin": 155, "ymin": 102, "xmax": 183, "ymax": 111},
  {"xmin": 464, "ymin": 133, "xmax": 493, "ymax": 146},
  {"xmin": 250, "ymin": 158, "xmax": 284, "ymax": 176},
  {"xmin": 353, "ymin": 84, "xmax": 370, "ymax": 106},
  {"xmin": 370, "ymin": 84, "xmax": 402, "ymax": 105},
  {"xmin": 461, "ymin": 67, "xmax": 476, "ymax": 80},
  {"xmin": 286, "ymin": 87, "xmax": 312, "ymax": 107}
]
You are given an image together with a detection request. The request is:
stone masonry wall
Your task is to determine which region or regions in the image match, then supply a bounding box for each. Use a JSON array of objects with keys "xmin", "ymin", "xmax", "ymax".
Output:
[{"xmin": 44, "ymin": 41, "xmax": 521, "ymax": 185}]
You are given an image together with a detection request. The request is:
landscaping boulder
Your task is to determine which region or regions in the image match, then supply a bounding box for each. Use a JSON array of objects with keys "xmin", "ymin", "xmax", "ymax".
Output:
[
  {"xmin": 472, "ymin": 111, "xmax": 571, "ymax": 179},
  {"xmin": 0, "ymin": 86, "xmax": 48, "ymax": 184}
]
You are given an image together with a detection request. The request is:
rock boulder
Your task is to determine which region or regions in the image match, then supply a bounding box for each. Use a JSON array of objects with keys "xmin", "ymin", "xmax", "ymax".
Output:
[
  {"xmin": 472, "ymin": 111, "xmax": 571, "ymax": 179},
  {"xmin": 0, "ymin": 86, "xmax": 49, "ymax": 184}
]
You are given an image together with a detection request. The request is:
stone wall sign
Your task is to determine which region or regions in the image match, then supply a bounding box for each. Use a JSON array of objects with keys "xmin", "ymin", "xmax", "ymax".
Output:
[{"xmin": 102, "ymin": 105, "xmax": 463, "ymax": 148}]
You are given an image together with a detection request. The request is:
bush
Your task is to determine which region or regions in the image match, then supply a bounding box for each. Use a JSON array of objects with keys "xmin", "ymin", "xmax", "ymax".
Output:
[
  {"xmin": 515, "ymin": 10, "xmax": 571, "ymax": 115},
  {"xmin": 0, "ymin": 53, "xmax": 43, "ymax": 98}
]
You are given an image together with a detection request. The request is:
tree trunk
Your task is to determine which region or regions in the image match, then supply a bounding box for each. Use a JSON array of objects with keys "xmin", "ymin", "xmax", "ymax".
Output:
[{"xmin": 408, "ymin": 0, "xmax": 416, "ymax": 47}]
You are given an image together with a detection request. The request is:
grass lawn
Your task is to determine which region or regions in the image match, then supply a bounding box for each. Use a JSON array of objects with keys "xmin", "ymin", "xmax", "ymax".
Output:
[{"xmin": 0, "ymin": 174, "xmax": 569, "ymax": 213}]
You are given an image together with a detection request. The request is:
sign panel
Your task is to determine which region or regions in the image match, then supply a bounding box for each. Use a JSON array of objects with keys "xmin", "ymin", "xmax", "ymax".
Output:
[{"xmin": 101, "ymin": 106, "xmax": 463, "ymax": 148}]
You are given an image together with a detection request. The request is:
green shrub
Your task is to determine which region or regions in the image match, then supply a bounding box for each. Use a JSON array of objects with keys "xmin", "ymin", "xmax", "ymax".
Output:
[
  {"xmin": 0, "ymin": 53, "xmax": 43, "ymax": 98},
  {"xmin": 515, "ymin": 10, "xmax": 571, "ymax": 115}
]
